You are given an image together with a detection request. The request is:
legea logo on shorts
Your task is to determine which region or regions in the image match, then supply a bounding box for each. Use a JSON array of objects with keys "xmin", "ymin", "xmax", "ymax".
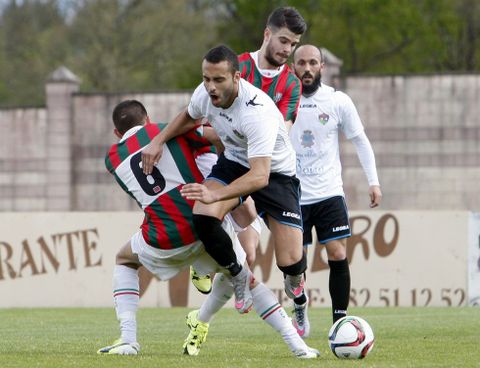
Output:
[
  {"xmin": 282, "ymin": 211, "xmax": 301, "ymax": 219},
  {"xmin": 332, "ymin": 225, "xmax": 350, "ymax": 232}
]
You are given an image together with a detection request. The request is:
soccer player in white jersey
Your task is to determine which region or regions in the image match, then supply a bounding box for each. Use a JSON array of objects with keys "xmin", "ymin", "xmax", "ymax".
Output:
[
  {"xmin": 98, "ymin": 100, "xmax": 320, "ymax": 358},
  {"xmin": 141, "ymin": 45, "xmax": 307, "ymax": 317},
  {"xmin": 288, "ymin": 45, "xmax": 382, "ymax": 336}
]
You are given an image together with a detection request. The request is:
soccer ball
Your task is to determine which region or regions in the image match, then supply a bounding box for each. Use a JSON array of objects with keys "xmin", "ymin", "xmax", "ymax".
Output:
[{"xmin": 328, "ymin": 316, "xmax": 375, "ymax": 359}]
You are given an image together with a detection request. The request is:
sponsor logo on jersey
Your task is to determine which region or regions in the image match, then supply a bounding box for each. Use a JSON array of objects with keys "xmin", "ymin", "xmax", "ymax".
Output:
[
  {"xmin": 300, "ymin": 103, "xmax": 317, "ymax": 108},
  {"xmin": 300, "ymin": 130, "xmax": 315, "ymax": 148},
  {"xmin": 233, "ymin": 130, "xmax": 245, "ymax": 139},
  {"xmin": 319, "ymin": 112, "xmax": 329, "ymax": 125},
  {"xmin": 246, "ymin": 95, "xmax": 263, "ymax": 107},
  {"xmin": 219, "ymin": 112, "xmax": 232, "ymax": 122},
  {"xmin": 282, "ymin": 211, "xmax": 301, "ymax": 219},
  {"xmin": 274, "ymin": 92, "xmax": 283, "ymax": 103},
  {"xmin": 332, "ymin": 225, "xmax": 349, "ymax": 232}
]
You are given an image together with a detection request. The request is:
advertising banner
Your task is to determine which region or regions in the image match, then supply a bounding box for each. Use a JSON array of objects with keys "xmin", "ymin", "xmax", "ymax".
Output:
[{"xmin": 0, "ymin": 211, "xmax": 475, "ymax": 308}]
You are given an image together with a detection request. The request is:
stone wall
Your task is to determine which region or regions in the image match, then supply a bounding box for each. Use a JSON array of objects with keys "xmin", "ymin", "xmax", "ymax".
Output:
[
  {"xmin": 342, "ymin": 74, "xmax": 480, "ymax": 210},
  {"xmin": 71, "ymin": 92, "xmax": 191, "ymax": 211},
  {"xmin": 0, "ymin": 69, "xmax": 478, "ymax": 211},
  {"xmin": 0, "ymin": 107, "xmax": 47, "ymax": 210}
]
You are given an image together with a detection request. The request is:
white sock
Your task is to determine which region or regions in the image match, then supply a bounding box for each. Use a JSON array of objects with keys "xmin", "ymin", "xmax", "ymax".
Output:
[
  {"xmin": 198, "ymin": 273, "xmax": 233, "ymax": 323},
  {"xmin": 252, "ymin": 283, "xmax": 308, "ymax": 353},
  {"xmin": 113, "ymin": 265, "xmax": 139, "ymax": 344}
]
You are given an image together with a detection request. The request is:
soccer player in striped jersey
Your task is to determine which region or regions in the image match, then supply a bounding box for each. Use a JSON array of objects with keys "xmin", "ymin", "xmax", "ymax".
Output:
[
  {"xmin": 239, "ymin": 6, "xmax": 306, "ymax": 128},
  {"xmin": 98, "ymin": 100, "xmax": 320, "ymax": 359}
]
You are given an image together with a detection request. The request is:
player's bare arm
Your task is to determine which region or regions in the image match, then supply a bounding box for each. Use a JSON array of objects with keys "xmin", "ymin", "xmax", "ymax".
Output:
[
  {"xmin": 141, "ymin": 109, "xmax": 197, "ymax": 174},
  {"xmin": 203, "ymin": 126, "xmax": 225, "ymax": 153},
  {"xmin": 181, "ymin": 156, "xmax": 271, "ymax": 203}
]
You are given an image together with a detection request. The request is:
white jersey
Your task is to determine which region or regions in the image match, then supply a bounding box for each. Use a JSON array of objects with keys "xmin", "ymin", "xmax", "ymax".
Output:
[
  {"xmin": 290, "ymin": 84, "xmax": 364, "ymax": 204},
  {"xmin": 188, "ymin": 78, "xmax": 296, "ymax": 175}
]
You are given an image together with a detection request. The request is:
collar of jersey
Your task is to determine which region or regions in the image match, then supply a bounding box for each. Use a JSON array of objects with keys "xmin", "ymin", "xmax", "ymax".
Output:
[
  {"xmin": 250, "ymin": 51, "xmax": 284, "ymax": 78},
  {"xmin": 120, "ymin": 125, "xmax": 143, "ymax": 142}
]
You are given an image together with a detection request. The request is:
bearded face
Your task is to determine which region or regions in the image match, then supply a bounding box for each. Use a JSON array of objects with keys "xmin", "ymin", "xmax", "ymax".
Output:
[{"xmin": 300, "ymin": 69, "xmax": 322, "ymax": 95}]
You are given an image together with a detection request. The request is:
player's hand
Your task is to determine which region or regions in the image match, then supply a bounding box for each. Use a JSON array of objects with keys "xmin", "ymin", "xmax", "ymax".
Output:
[
  {"xmin": 369, "ymin": 185, "xmax": 382, "ymax": 208},
  {"xmin": 180, "ymin": 183, "xmax": 219, "ymax": 204},
  {"xmin": 141, "ymin": 142, "xmax": 163, "ymax": 175}
]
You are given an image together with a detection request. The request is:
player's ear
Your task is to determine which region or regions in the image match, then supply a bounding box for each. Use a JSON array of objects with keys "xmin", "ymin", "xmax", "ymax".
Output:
[
  {"xmin": 234, "ymin": 71, "xmax": 241, "ymax": 83},
  {"xmin": 113, "ymin": 128, "xmax": 122, "ymax": 139},
  {"xmin": 264, "ymin": 27, "xmax": 271, "ymax": 41}
]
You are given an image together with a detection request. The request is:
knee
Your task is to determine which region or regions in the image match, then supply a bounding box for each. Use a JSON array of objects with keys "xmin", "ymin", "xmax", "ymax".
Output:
[
  {"xmin": 192, "ymin": 214, "xmax": 228, "ymax": 252},
  {"xmin": 193, "ymin": 214, "xmax": 222, "ymax": 235},
  {"xmin": 326, "ymin": 241, "xmax": 347, "ymax": 261},
  {"xmin": 246, "ymin": 252, "xmax": 256, "ymax": 267}
]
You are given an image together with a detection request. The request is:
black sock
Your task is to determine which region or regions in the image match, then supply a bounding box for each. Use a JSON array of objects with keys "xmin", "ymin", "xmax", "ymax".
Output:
[
  {"xmin": 192, "ymin": 214, "xmax": 242, "ymax": 276},
  {"xmin": 329, "ymin": 258, "xmax": 350, "ymax": 323}
]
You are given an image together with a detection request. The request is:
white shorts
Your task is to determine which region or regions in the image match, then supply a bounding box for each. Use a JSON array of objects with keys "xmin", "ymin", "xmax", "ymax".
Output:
[
  {"xmin": 130, "ymin": 216, "xmax": 246, "ymax": 281},
  {"xmin": 195, "ymin": 152, "xmax": 218, "ymax": 179}
]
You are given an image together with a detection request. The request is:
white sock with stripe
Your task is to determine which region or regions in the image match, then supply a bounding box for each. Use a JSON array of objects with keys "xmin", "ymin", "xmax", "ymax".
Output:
[
  {"xmin": 198, "ymin": 273, "xmax": 233, "ymax": 323},
  {"xmin": 252, "ymin": 283, "xmax": 308, "ymax": 353},
  {"xmin": 113, "ymin": 265, "xmax": 139, "ymax": 344}
]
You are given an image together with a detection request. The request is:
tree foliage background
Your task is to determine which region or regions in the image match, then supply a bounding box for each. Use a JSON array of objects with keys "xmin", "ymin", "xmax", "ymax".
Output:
[{"xmin": 0, "ymin": 0, "xmax": 478, "ymax": 106}]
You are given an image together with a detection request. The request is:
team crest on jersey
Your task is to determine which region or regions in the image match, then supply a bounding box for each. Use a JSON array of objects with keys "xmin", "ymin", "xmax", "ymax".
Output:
[
  {"xmin": 274, "ymin": 92, "xmax": 283, "ymax": 103},
  {"xmin": 301, "ymin": 130, "xmax": 315, "ymax": 148},
  {"xmin": 233, "ymin": 130, "xmax": 245, "ymax": 139},
  {"xmin": 319, "ymin": 113, "xmax": 330, "ymax": 125}
]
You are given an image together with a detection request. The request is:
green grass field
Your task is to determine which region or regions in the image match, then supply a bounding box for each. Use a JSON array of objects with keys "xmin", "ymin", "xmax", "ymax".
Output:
[{"xmin": 0, "ymin": 307, "xmax": 479, "ymax": 367}]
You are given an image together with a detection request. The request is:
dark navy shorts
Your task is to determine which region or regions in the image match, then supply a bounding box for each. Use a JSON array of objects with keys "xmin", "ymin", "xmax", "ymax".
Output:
[
  {"xmin": 301, "ymin": 196, "xmax": 351, "ymax": 245},
  {"xmin": 208, "ymin": 154, "xmax": 303, "ymax": 229}
]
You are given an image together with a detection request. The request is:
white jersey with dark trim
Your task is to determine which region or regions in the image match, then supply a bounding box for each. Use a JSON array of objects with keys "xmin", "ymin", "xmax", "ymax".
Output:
[
  {"xmin": 290, "ymin": 84, "xmax": 364, "ymax": 204},
  {"xmin": 188, "ymin": 78, "xmax": 296, "ymax": 175}
]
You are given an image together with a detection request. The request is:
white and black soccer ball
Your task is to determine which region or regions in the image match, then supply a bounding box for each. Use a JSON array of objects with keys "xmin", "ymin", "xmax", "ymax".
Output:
[{"xmin": 328, "ymin": 316, "xmax": 375, "ymax": 359}]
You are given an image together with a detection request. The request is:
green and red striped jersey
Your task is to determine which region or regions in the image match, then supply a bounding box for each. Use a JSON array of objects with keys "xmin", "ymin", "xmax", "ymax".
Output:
[
  {"xmin": 105, "ymin": 123, "xmax": 206, "ymax": 250},
  {"xmin": 238, "ymin": 52, "xmax": 301, "ymax": 122},
  {"xmin": 187, "ymin": 124, "xmax": 217, "ymax": 158}
]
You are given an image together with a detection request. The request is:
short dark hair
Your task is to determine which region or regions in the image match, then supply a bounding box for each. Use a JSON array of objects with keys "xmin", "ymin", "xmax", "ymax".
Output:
[
  {"xmin": 203, "ymin": 45, "xmax": 239, "ymax": 74},
  {"xmin": 267, "ymin": 6, "xmax": 307, "ymax": 35},
  {"xmin": 112, "ymin": 100, "xmax": 147, "ymax": 135}
]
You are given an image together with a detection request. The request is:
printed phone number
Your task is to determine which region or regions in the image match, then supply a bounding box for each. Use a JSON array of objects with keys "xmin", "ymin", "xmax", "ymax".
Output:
[
  {"xmin": 350, "ymin": 288, "xmax": 466, "ymax": 307},
  {"xmin": 301, "ymin": 288, "xmax": 466, "ymax": 307}
]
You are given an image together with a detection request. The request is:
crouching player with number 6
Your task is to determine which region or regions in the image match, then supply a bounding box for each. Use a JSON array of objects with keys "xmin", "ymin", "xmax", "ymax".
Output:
[{"xmin": 97, "ymin": 100, "xmax": 320, "ymax": 359}]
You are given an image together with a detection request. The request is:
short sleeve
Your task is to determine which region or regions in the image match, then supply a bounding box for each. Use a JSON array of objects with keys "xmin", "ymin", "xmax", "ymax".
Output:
[
  {"xmin": 187, "ymin": 83, "xmax": 207, "ymax": 120},
  {"xmin": 242, "ymin": 110, "xmax": 278, "ymax": 159}
]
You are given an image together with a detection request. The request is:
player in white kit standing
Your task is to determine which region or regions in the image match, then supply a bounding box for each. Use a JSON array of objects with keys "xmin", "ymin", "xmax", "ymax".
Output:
[{"xmin": 288, "ymin": 45, "xmax": 382, "ymax": 336}]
